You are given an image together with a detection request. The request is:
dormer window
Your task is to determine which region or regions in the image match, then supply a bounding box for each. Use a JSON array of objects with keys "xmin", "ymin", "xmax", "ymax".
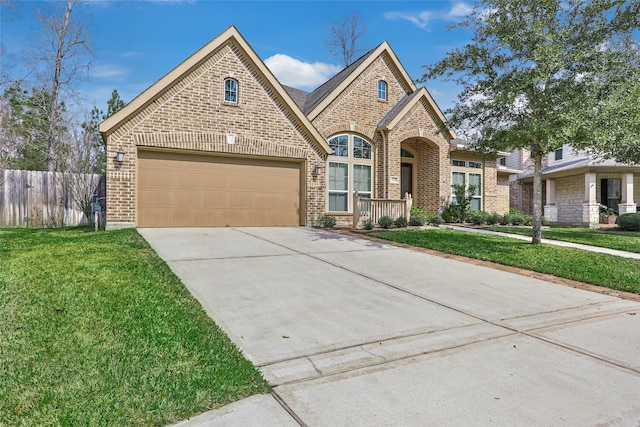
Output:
[
  {"xmin": 377, "ymin": 80, "xmax": 387, "ymax": 100},
  {"xmin": 224, "ymin": 78, "xmax": 238, "ymax": 103}
]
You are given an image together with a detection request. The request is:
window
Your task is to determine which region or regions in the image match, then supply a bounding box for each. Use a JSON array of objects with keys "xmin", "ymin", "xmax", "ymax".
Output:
[
  {"xmin": 327, "ymin": 134, "xmax": 374, "ymax": 212},
  {"xmin": 469, "ymin": 173, "xmax": 482, "ymax": 210},
  {"xmin": 224, "ymin": 78, "xmax": 238, "ymax": 103},
  {"xmin": 378, "ymin": 81, "xmax": 387, "ymax": 100},
  {"xmin": 555, "ymin": 148, "xmax": 563, "ymax": 160},
  {"xmin": 401, "ymin": 148, "xmax": 415, "ymax": 158},
  {"xmin": 451, "ymin": 159, "xmax": 483, "ymax": 210},
  {"xmin": 499, "ymin": 157, "xmax": 506, "ymax": 166}
]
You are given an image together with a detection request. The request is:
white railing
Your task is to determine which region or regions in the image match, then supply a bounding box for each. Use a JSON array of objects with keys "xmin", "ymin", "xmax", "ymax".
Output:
[{"xmin": 353, "ymin": 192, "xmax": 412, "ymax": 228}]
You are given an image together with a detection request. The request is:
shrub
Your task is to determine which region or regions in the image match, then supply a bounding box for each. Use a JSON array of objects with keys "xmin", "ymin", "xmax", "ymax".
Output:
[
  {"xmin": 363, "ymin": 219, "xmax": 374, "ymax": 230},
  {"xmin": 378, "ymin": 215, "xmax": 393, "ymax": 229},
  {"xmin": 498, "ymin": 214, "xmax": 510, "ymax": 225},
  {"xmin": 523, "ymin": 215, "xmax": 533, "ymax": 226},
  {"xmin": 509, "ymin": 207, "xmax": 524, "ymax": 215},
  {"xmin": 617, "ymin": 213, "xmax": 640, "ymax": 231},
  {"xmin": 315, "ymin": 214, "xmax": 336, "ymax": 228},
  {"xmin": 410, "ymin": 206, "xmax": 428, "ymax": 217},
  {"xmin": 541, "ymin": 216, "xmax": 551, "ymax": 226},
  {"xmin": 486, "ymin": 212, "xmax": 502, "ymax": 225},
  {"xmin": 426, "ymin": 214, "xmax": 443, "ymax": 227},
  {"xmin": 467, "ymin": 210, "xmax": 488, "ymax": 225},
  {"xmin": 409, "ymin": 215, "xmax": 426, "ymax": 227},
  {"xmin": 441, "ymin": 205, "xmax": 454, "ymax": 223},
  {"xmin": 395, "ymin": 216, "xmax": 408, "ymax": 228},
  {"xmin": 509, "ymin": 214, "xmax": 525, "ymax": 226}
]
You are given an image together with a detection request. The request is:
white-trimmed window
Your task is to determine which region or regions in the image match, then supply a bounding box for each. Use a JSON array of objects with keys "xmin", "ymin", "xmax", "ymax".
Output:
[
  {"xmin": 378, "ymin": 80, "xmax": 387, "ymax": 100},
  {"xmin": 451, "ymin": 159, "xmax": 483, "ymax": 211},
  {"xmin": 224, "ymin": 78, "xmax": 238, "ymax": 103},
  {"xmin": 328, "ymin": 134, "xmax": 373, "ymax": 212}
]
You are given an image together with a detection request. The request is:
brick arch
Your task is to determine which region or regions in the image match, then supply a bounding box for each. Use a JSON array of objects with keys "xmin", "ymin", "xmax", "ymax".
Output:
[
  {"xmin": 318, "ymin": 123, "xmax": 377, "ymax": 141},
  {"xmin": 391, "ymin": 129, "xmax": 441, "ymax": 149}
]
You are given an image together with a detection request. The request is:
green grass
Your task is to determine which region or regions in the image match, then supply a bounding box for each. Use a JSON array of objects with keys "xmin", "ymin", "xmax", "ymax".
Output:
[
  {"xmin": 486, "ymin": 226, "xmax": 640, "ymax": 253},
  {"xmin": 0, "ymin": 227, "xmax": 269, "ymax": 427},
  {"xmin": 370, "ymin": 229, "xmax": 640, "ymax": 294}
]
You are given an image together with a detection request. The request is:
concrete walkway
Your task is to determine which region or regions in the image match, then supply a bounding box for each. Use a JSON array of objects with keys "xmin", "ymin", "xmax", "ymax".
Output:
[
  {"xmin": 139, "ymin": 227, "xmax": 640, "ymax": 427},
  {"xmin": 445, "ymin": 224, "xmax": 640, "ymax": 259}
]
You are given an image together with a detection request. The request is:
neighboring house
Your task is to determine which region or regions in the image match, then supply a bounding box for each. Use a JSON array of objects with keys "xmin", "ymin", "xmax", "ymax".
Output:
[
  {"xmin": 99, "ymin": 26, "xmax": 512, "ymax": 229},
  {"xmin": 509, "ymin": 145, "xmax": 639, "ymax": 225}
]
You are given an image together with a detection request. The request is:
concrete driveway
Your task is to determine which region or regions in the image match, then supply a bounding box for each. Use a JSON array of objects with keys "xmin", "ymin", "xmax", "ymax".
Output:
[{"xmin": 140, "ymin": 227, "xmax": 640, "ymax": 426}]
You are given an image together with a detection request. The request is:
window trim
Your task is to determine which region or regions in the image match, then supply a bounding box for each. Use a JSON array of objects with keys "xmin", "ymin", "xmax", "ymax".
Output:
[
  {"xmin": 377, "ymin": 80, "xmax": 388, "ymax": 101},
  {"xmin": 451, "ymin": 159, "xmax": 483, "ymax": 211},
  {"xmin": 327, "ymin": 134, "xmax": 374, "ymax": 213},
  {"xmin": 224, "ymin": 77, "xmax": 238, "ymax": 103},
  {"xmin": 555, "ymin": 148, "xmax": 563, "ymax": 161}
]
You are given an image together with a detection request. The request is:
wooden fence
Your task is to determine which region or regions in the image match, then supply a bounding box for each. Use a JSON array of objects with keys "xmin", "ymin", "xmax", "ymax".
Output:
[
  {"xmin": 0, "ymin": 169, "xmax": 105, "ymax": 228},
  {"xmin": 353, "ymin": 192, "xmax": 412, "ymax": 228}
]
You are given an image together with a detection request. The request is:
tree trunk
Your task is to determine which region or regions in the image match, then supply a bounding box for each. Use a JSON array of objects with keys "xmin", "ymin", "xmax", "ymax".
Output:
[{"xmin": 532, "ymin": 150, "xmax": 543, "ymax": 244}]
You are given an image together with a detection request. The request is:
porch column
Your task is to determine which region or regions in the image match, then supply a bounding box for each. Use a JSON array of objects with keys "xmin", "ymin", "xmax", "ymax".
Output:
[
  {"xmin": 543, "ymin": 179, "xmax": 557, "ymax": 222},
  {"xmin": 618, "ymin": 172, "xmax": 637, "ymax": 215},
  {"xmin": 582, "ymin": 172, "xmax": 599, "ymax": 226}
]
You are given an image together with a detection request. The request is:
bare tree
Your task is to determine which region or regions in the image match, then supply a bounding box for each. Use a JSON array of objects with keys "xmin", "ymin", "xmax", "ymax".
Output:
[
  {"xmin": 326, "ymin": 14, "xmax": 367, "ymax": 67},
  {"xmin": 30, "ymin": 0, "xmax": 94, "ymax": 171}
]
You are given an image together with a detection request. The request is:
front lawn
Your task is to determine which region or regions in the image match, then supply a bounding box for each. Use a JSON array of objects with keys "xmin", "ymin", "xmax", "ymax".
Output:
[
  {"xmin": 370, "ymin": 229, "xmax": 640, "ymax": 294},
  {"xmin": 0, "ymin": 227, "xmax": 269, "ymax": 427},
  {"xmin": 485, "ymin": 226, "xmax": 640, "ymax": 253}
]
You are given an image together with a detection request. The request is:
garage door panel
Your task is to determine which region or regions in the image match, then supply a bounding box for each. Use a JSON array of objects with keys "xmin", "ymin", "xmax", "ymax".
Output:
[{"xmin": 137, "ymin": 150, "xmax": 302, "ymax": 227}]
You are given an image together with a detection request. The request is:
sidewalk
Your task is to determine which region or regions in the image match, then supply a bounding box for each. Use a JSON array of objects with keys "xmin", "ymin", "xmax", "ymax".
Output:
[{"xmin": 444, "ymin": 224, "xmax": 640, "ymax": 260}]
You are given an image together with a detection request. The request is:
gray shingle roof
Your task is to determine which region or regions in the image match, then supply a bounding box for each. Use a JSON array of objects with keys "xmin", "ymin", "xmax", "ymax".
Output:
[
  {"xmin": 282, "ymin": 85, "xmax": 309, "ymax": 110},
  {"xmin": 377, "ymin": 89, "xmax": 422, "ymax": 128},
  {"xmin": 299, "ymin": 47, "xmax": 377, "ymax": 115}
]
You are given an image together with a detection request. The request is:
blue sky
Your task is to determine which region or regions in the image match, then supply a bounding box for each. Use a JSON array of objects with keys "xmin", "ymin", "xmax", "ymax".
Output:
[{"xmin": 1, "ymin": 0, "xmax": 476, "ymax": 115}]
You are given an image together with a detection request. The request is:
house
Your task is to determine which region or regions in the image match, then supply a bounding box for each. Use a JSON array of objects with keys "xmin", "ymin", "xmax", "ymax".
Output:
[
  {"xmin": 100, "ymin": 26, "xmax": 512, "ymax": 229},
  {"xmin": 509, "ymin": 145, "xmax": 639, "ymax": 226}
]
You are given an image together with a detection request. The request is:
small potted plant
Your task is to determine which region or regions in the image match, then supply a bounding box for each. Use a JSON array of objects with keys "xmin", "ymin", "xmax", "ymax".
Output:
[{"xmin": 599, "ymin": 204, "xmax": 617, "ymax": 224}]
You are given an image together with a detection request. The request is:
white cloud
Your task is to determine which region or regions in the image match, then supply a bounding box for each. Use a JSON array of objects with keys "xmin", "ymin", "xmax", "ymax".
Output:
[
  {"xmin": 264, "ymin": 54, "xmax": 341, "ymax": 90},
  {"xmin": 384, "ymin": 2, "xmax": 473, "ymax": 30},
  {"xmin": 448, "ymin": 2, "xmax": 473, "ymax": 18},
  {"xmin": 383, "ymin": 11, "xmax": 433, "ymax": 29},
  {"xmin": 90, "ymin": 63, "xmax": 129, "ymax": 80}
]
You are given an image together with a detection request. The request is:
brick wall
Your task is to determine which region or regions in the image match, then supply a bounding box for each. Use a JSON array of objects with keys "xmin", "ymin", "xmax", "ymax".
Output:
[{"xmin": 105, "ymin": 40, "xmax": 326, "ymax": 227}]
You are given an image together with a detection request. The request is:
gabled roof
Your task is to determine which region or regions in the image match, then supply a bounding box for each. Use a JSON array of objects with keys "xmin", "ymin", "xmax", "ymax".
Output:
[
  {"xmin": 99, "ymin": 26, "xmax": 331, "ymax": 154},
  {"xmin": 377, "ymin": 87, "xmax": 457, "ymax": 140},
  {"xmin": 305, "ymin": 42, "xmax": 417, "ymax": 121}
]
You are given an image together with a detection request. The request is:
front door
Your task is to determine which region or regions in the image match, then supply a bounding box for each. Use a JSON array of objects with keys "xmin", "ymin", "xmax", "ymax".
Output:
[{"xmin": 401, "ymin": 163, "xmax": 413, "ymax": 199}]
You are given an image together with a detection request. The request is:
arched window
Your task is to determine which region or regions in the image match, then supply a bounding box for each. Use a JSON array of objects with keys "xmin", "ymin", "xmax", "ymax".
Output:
[
  {"xmin": 224, "ymin": 78, "xmax": 238, "ymax": 103},
  {"xmin": 401, "ymin": 148, "xmax": 415, "ymax": 159},
  {"xmin": 377, "ymin": 80, "xmax": 387, "ymax": 100},
  {"xmin": 327, "ymin": 134, "xmax": 373, "ymax": 212}
]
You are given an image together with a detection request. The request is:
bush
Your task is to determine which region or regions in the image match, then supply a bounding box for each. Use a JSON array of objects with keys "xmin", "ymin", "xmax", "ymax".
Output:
[
  {"xmin": 509, "ymin": 207, "xmax": 524, "ymax": 215},
  {"xmin": 363, "ymin": 219, "xmax": 374, "ymax": 230},
  {"xmin": 426, "ymin": 214, "xmax": 443, "ymax": 227},
  {"xmin": 410, "ymin": 206, "xmax": 428, "ymax": 217},
  {"xmin": 395, "ymin": 216, "xmax": 409, "ymax": 228},
  {"xmin": 409, "ymin": 215, "xmax": 426, "ymax": 227},
  {"xmin": 441, "ymin": 205, "xmax": 454, "ymax": 223},
  {"xmin": 498, "ymin": 214, "xmax": 510, "ymax": 225},
  {"xmin": 509, "ymin": 214, "xmax": 525, "ymax": 226},
  {"xmin": 617, "ymin": 213, "xmax": 640, "ymax": 231},
  {"xmin": 467, "ymin": 211, "xmax": 488, "ymax": 225},
  {"xmin": 315, "ymin": 214, "xmax": 336, "ymax": 228},
  {"xmin": 486, "ymin": 212, "xmax": 502, "ymax": 225},
  {"xmin": 378, "ymin": 215, "xmax": 393, "ymax": 229},
  {"xmin": 523, "ymin": 215, "xmax": 533, "ymax": 226},
  {"xmin": 541, "ymin": 216, "xmax": 550, "ymax": 226}
]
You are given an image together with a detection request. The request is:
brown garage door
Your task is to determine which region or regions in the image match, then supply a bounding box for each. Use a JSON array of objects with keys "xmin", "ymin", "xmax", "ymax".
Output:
[{"xmin": 137, "ymin": 149, "xmax": 303, "ymax": 227}]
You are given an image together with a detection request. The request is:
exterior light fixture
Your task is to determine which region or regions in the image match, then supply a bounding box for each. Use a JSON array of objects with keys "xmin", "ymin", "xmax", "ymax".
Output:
[
  {"xmin": 314, "ymin": 163, "xmax": 323, "ymax": 176},
  {"xmin": 116, "ymin": 150, "xmax": 125, "ymax": 163}
]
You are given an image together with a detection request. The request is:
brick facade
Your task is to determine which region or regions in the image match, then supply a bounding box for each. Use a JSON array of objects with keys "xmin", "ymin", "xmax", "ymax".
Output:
[{"xmin": 102, "ymin": 26, "xmax": 511, "ymax": 228}]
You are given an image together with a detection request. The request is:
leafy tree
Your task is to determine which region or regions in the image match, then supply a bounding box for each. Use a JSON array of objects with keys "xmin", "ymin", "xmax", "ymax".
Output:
[
  {"xmin": 326, "ymin": 14, "xmax": 368, "ymax": 67},
  {"xmin": 2, "ymin": 85, "xmax": 66, "ymax": 170},
  {"xmin": 449, "ymin": 183, "xmax": 477, "ymax": 222},
  {"xmin": 420, "ymin": 0, "xmax": 640, "ymax": 244},
  {"xmin": 86, "ymin": 89, "xmax": 126, "ymax": 174}
]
